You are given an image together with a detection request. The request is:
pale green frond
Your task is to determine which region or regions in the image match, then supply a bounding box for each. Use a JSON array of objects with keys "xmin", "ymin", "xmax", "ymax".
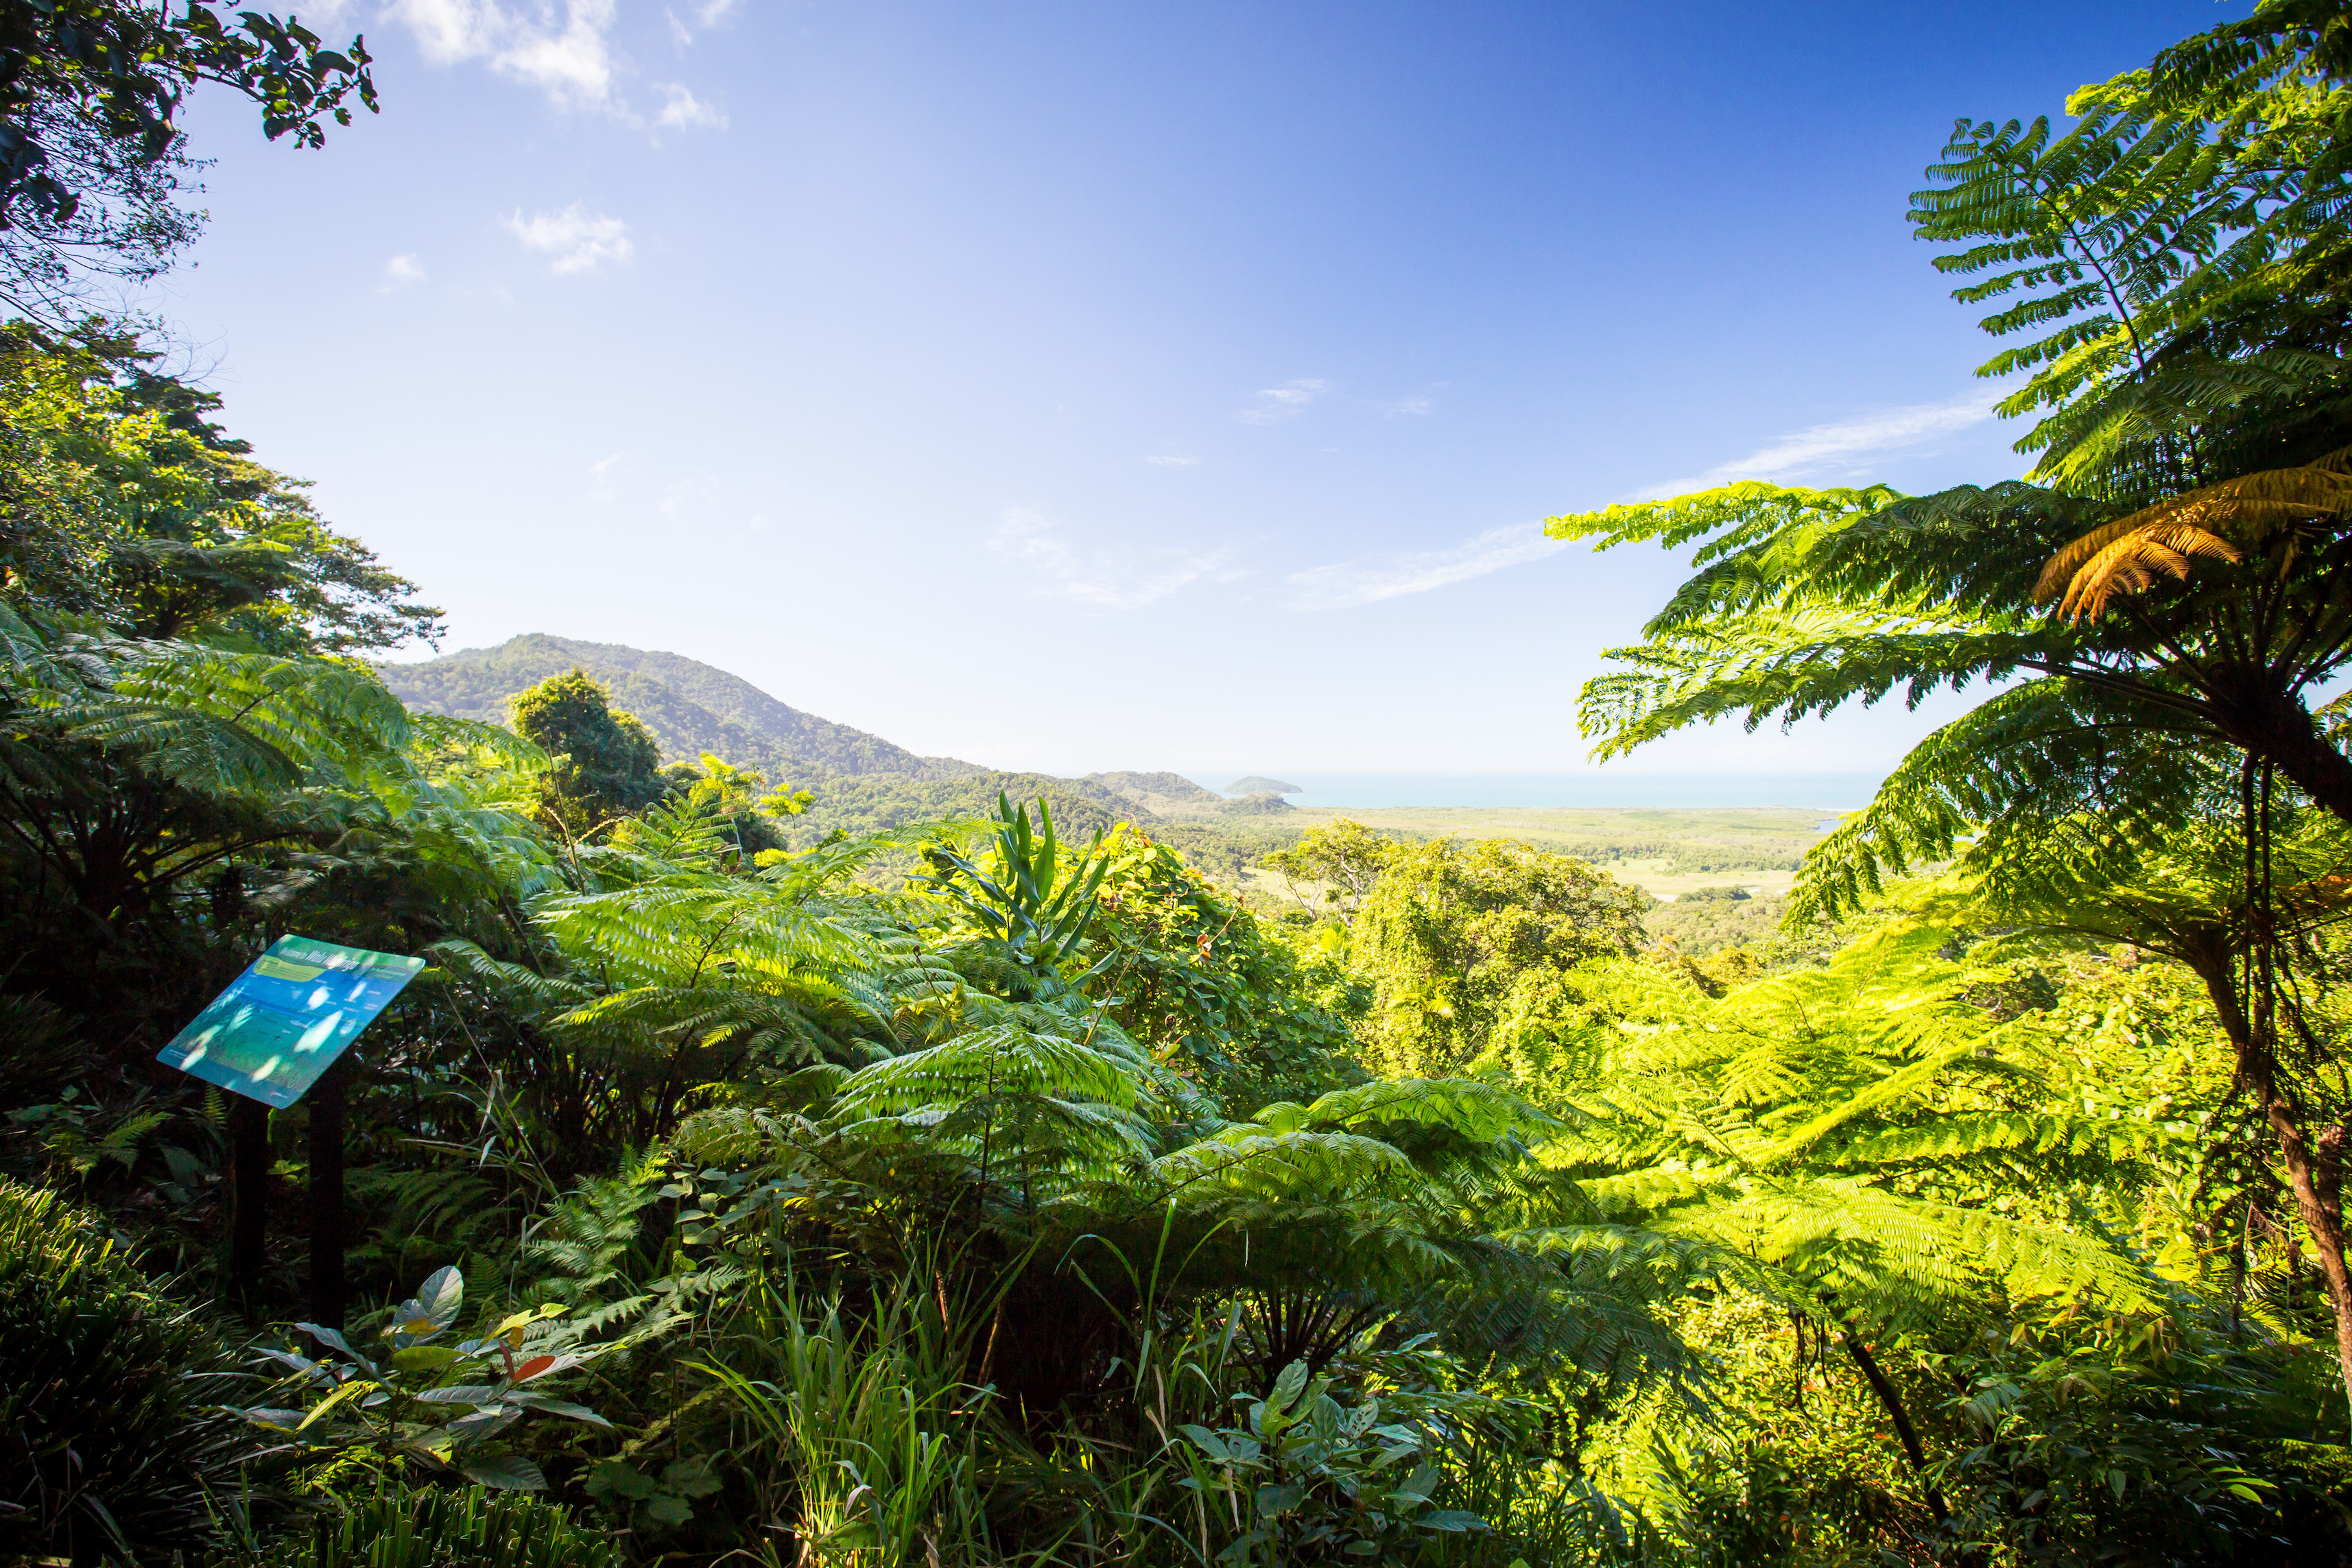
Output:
[
  {"xmin": 833, "ymin": 1024, "xmax": 1148, "ymax": 1119},
  {"xmin": 1150, "ymin": 1129, "xmax": 1417, "ymax": 1202},
  {"xmin": 1294, "ymin": 1078, "xmax": 1558, "ymax": 1143}
]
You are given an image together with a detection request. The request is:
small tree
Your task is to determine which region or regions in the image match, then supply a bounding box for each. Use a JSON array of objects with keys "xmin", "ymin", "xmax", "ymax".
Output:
[
  {"xmin": 1263, "ymin": 818, "xmax": 1401, "ymax": 923},
  {"xmin": 656, "ymin": 753, "xmax": 807, "ymax": 864},
  {"xmin": 1349, "ymin": 838, "xmax": 1647, "ymax": 1078},
  {"xmin": 508, "ymin": 669, "xmax": 666, "ymax": 838}
]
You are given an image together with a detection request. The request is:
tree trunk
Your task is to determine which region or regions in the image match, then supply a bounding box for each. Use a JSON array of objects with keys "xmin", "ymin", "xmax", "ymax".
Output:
[
  {"xmin": 2258, "ymin": 1092, "xmax": 2352, "ymax": 1406},
  {"xmin": 1840, "ymin": 1326, "xmax": 1950, "ymax": 1524},
  {"xmin": 2189, "ymin": 952, "xmax": 2352, "ymax": 1408},
  {"xmin": 2210, "ymin": 678, "xmax": 2352, "ymax": 833}
]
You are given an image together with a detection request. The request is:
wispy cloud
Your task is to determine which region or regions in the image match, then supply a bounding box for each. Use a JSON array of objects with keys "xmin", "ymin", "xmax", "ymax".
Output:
[
  {"xmin": 1143, "ymin": 452, "xmax": 1200, "ymax": 467},
  {"xmin": 993, "ymin": 509, "xmax": 1236, "ymax": 611},
  {"xmin": 656, "ymin": 83, "xmax": 726, "ymax": 129},
  {"xmin": 1381, "ymin": 394, "xmax": 1434, "ymax": 418},
  {"xmin": 1286, "ymin": 523, "xmax": 1565, "ymax": 611},
  {"xmin": 658, "ymin": 476, "xmax": 721, "ymax": 528},
  {"xmin": 379, "ymin": 253, "xmax": 426, "ymax": 291},
  {"xmin": 662, "ymin": 0, "xmax": 739, "ymax": 49},
  {"xmin": 1237, "ymin": 378, "xmax": 1327, "ymax": 425},
  {"xmin": 506, "ymin": 204, "xmax": 632, "ymax": 274},
  {"xmin": 1625, "ymin": 391, "xmax": 2001, "ymax": 501},
  {"xmin": 588, "ymin": 452, "xmax": 622, "ymax": 499}
]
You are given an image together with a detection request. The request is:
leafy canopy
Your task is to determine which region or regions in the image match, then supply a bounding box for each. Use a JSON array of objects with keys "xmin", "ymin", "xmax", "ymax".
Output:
[{"xmin": 0, "ymin": 0, "xmax": 377, "ymax": 314}]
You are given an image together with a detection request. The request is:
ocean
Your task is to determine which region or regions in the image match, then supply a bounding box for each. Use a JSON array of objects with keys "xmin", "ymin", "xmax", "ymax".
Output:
[{"xmin": 1186, "ymin": 772, "xmax": 1887, "ymax": 812}]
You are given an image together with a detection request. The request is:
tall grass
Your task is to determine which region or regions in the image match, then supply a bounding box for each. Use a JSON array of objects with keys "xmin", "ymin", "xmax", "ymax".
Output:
[
  {"xmin": 700, "ymin": 1268, "xmax": 994, "ymax": 1567},
  {"xmin": 218, "ymin": 1484, "xmax": 622, "ymax": 1568}
]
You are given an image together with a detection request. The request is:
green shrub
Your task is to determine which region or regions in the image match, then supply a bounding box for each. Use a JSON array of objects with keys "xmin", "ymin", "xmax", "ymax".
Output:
[
  {"xmin": 0, "ymin": 1176, "xmax": 254, "ymax": 1565},
  {"xmin": 229, "ymin": 1486, "xmax": 622, "ymax": 1568}
]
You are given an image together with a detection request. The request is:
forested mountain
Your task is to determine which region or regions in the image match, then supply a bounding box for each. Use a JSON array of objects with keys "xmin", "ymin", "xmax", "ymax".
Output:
[
  {"xmin": 380, "ymin": 634, "xmax": 1231, "ymax": 839},
  {"xmin": 381, "ymin": 633, "xmax": 981, "ymax": 781}
]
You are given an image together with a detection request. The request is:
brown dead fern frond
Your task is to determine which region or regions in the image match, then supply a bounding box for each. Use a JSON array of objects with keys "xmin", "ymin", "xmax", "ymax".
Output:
[{"xmin": 2035, "ymin": 449, "xmax": 2352, "ymax": 621}]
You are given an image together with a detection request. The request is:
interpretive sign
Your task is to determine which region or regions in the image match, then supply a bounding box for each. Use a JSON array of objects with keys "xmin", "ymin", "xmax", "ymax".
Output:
[{"xmin": 157, "ymin": 935, "xmax": 425, "ymax": 1108}]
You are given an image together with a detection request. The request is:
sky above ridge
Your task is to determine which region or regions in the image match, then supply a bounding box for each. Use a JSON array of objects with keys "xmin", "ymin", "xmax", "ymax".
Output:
[{"xmin": 154, "ymin": 0, "xmax": 2234, "ymax": 785}]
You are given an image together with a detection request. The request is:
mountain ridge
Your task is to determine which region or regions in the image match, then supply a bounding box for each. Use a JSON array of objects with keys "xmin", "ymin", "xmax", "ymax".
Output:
[
  {"xmin": 377, "ymin": 634, "xmax": 1237, "ymax": 840},
  {"xmin": 381, "ymin": 633, "xmax": 986, "ymax": 782}
]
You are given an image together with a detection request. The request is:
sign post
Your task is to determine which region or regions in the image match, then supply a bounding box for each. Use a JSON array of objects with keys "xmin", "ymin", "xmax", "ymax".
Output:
[
  {"xmin": 158, "ymin": 936, "xmax": 425, "ymax": 1322},
  {"xmin": 308, "ymin": 1060, "xmax": 349, "ymax": 1326},
  {"xmin": 228, "ymin": 1096, "xmax": 270, "ymax": 1311}
]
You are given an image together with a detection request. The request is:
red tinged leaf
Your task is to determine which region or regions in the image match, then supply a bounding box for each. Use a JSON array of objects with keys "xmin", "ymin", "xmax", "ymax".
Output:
[{"xmin": 512, "ymin": 1354, "xmax": 558, "ymax": 1382}]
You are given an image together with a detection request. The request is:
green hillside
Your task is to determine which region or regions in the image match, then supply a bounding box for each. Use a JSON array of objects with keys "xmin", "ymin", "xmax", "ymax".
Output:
[
  {"xmin": 379, "ymin": 634, "xmax": 982, "ymax": 781},
  {"xmin": 378, "ymin": 634, "xmax": 1177, "ymax": 841},
  {"xmin": 1085, "ymin": 770, "xmax": 1224, "ymax": 812}
]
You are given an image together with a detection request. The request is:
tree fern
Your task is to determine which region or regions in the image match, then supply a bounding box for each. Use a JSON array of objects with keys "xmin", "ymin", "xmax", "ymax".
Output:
[
  {"xmin": 1525, "ymin": 922, "xmax": 2173, "ymax": 1326},
  {"xmin": 1546, "ymin": 11, "xmax": 2352, "ymax": 833},
  {"xmin": 1913, "ymin": 3, "xmax": 2352, "ymax": 497}
]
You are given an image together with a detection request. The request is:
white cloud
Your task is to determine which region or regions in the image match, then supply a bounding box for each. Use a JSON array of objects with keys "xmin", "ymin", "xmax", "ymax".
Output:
[
  {"xmin": 388, "ymin": 0, "xmax": 621, "ymax": 108},
  {"xmin": 1625, "ymin": 390, "xmax": 2001, "ymax": 501},
  {"xmin": 655, "ymin": 83, "xmax": 726, "ymax": 129},
  {"xmin": 1143, "ymin": 453, "xmax": 1199, "ymax": 467},
  {"xmin": 1237, "ymin": 377, "xmax": 1327, "ymax": 425},
  {"xmin": 388, "ymin": 0, "xmax": 486, "ymax": 59},
  {"xmin": 501, "ymin": 1, "xmax": 619, "ymax": 103},
  {"xmin": 1381, "ymin": 395, "xmax": 1434, "ymax": 418},
  {"xmin": 1286, "ymin": 522, "xmax": 1566, "ymax": 611},
  {"xmin": 506, "ymin": 204, "xmax": 633, "ymax": 274},
  {"xmin": 992, "ymin": 509, "xmax": 1235, "ymax": 611},
  {"xmin": 589, "ymin": 453, "xmax": 622, "ymax": 476},
  {"xmin": 379, "ymin": 252, "xmax": 426, "ymax": 289}
]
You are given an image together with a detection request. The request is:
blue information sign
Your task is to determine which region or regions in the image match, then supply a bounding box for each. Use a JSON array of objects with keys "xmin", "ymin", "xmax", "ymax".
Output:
[{"xmin": 157, "ymin": 935, "xmax": 425, "ymax": 1108}]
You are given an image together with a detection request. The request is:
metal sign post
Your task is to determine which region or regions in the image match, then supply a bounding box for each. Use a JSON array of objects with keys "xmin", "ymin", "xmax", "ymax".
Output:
[{"xmin": 158, "ymin": 936, "xmax": 425, "ymax": 1323}]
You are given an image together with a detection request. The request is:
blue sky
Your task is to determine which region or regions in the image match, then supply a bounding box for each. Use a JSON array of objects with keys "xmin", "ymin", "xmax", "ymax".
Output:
[{"xmin": 154, "ymin": 0, "xmax": 2233, "ymax": 787}]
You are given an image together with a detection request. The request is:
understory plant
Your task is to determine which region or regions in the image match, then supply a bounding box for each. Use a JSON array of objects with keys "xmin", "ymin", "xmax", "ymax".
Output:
[
  {"xmin": 1171, "ymin": 1353, "xmax": 1488, "ymax": 1565},
  {"xmin": 239, "ymin": 1266, "xmax": 613, "ymax": 1493},
  {"xmin": 0, "ymin": 1178, "xmax": 259, "ymax": 1565},
  {"xmin": 1928, "ymin": 1297, "xmax": 2351, "ymax": 1563},
  {"xmin": 695, "ymin": 1270, "xmax": 993, "ymax": 1567}
]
